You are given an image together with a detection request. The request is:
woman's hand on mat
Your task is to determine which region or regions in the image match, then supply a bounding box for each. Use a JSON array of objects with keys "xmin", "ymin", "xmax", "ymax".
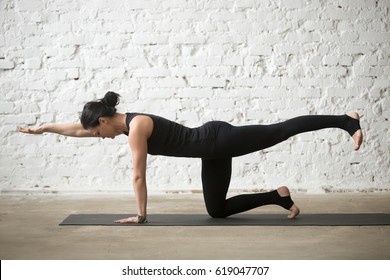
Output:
[
  {"xmin": 114, "ymin": 216, "xmax": 139, "ymax": 223},
  {"xmin": 17, "ymin": 126, "xmax": 44, "ymax": 134}
]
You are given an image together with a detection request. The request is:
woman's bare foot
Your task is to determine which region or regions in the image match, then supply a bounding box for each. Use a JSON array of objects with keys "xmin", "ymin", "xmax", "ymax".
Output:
[
  {"xmin": 346, "ymin": 112, "xmax": 363, "ymax": 151},
  {"xmin": 277, "ymin": 186, "xmax": 300, "ymax": 219}
]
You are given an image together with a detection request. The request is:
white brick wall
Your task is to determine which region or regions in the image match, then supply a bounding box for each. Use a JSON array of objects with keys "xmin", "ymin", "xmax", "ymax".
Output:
[{"xmin": 1, "ymin": 0, "xmax": 389, "ymax": 194}]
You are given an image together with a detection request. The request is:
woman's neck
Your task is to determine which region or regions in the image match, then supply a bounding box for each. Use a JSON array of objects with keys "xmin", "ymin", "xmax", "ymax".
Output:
[{"xmin": 110, "ymin": 113, "xmax": 128, "ymax": 134}]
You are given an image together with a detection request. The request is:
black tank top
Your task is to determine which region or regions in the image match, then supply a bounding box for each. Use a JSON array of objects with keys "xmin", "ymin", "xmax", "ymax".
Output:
[{"xmin": 125, "ymin": 113, "xmax": 216, "ymax": 158}]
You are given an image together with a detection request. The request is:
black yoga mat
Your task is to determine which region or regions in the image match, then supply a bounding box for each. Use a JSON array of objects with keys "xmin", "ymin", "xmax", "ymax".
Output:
[{"xmin": 59, "ymin": 213, "xmax": 390, "ymax": 226}]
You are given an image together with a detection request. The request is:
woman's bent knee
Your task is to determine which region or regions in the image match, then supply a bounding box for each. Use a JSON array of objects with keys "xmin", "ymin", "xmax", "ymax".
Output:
[{"xmin": 207, "ymin": 208, "xmax": 227, "ymax": 218}]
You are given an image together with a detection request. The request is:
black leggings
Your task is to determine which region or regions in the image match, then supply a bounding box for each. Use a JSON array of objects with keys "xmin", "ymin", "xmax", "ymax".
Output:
[{"xmin": 201, "ymin": 114, "xmax": 360, "ymax": 218}]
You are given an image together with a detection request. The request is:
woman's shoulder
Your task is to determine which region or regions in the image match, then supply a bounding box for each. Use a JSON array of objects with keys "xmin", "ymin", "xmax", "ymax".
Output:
[
  {"xmin": 126, "ymin": 112, "xmax": 155, "ymax": 123},
  {"xmin": 126, "ymin": 113, "xmax": 154, "ymax": 137}
]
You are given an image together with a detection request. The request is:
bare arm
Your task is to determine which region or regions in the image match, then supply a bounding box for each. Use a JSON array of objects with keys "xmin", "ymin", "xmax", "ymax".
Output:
[
  {"xmin": 17, "ymin": 123, "xmax": 96, "ymax": 137},
  {"xmin": 115, "ymin": 115, "xmax": 153, "ymax": 224},
  {"xmin": 130, "ymin": 126, "xmax": 148, "ymax": 219}
]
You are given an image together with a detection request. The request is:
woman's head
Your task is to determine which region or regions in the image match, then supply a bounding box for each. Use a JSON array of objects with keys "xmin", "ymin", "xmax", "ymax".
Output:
[{"xmin": 80, "ymin": 91, "xmax": 121, "ymax": 138}]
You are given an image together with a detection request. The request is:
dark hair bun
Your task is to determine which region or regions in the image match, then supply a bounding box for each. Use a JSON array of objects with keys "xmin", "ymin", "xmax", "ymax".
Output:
[
  {"xmin": 80, "ymin": 91, "xmax": 121, "ymax": 129},
  {"xmin": 99, "ymin": 91, "xmax": 120, "ymax": 107}
]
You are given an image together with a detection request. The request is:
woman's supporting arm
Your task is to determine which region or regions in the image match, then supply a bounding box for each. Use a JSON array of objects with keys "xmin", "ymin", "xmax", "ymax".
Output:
[
  {"xmin": 115, "ymin": 115, "xmax": 153, "ymax": 224},
  {"xmin": 17, "ymin": 123, "xmax": 95, "ymax": 137}
]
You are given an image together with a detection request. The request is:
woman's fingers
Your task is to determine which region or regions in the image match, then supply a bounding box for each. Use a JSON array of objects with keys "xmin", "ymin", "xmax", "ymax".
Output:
[
  {"xmin": 17, "ymin": 127, "xmax": 29, "ymax": 133},
  {"xmin": 17, "ymin": 127, "xmax": 43, "ymax": 134}
]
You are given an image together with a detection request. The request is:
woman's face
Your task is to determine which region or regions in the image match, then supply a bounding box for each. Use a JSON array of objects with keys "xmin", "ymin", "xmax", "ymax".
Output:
[{"xmin": 89, "ymin": 117, "xmax": 117, "ymax": 139}]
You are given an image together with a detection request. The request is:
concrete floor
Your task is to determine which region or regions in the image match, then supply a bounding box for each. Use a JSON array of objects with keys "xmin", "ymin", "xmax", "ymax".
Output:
[{"xmin": 0, "ymin": 193, "xmax": 389, "ymax": 260}]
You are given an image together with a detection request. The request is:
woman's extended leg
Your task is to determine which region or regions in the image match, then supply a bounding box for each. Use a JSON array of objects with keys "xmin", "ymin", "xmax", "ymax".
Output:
[
  {"xmin": 213, "ymin": 113, "xmax": 362, "ymax": 158},
  {"xmin": 201, "ymin": 158, "xmax": 300, "ymax": 218}
]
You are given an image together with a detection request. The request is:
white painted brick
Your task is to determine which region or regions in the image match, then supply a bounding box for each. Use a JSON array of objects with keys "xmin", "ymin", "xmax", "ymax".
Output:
[
  {"xmin": 280, "ymin": 0, "xmax": 306, "ymax": 9},
  {"xmin": 286, "ymin": 9, "xmax": 318, "ymax": 20},
  {"xmin": 20, "ymin": 80, "xmax": 46, "ymax": 91},
  {"xmin": 343, "ymin": 0, "xmax": 377, "ymax": 7},
  {"xmin": 252, "ymin": 88, "xmax": 288, "ymax": 98},
  {"xmin": 378, "ymin": 0, "xmax": 390, "ymax": 7},
  {"xmin": 208, "ymin": 66, "xmax": 234, "ymax": 76},
  {"xmin": 86, "ymin": 58, "xmax": 123, "ymax": 69},
  {"xmin": 134, "ymin": 68, "xmax": 170, "ymax": 78},
  {"xmin": 0, "ymin": 59, "xmax": 15, "ymax": 69},
  {"xmin": 326, "ymin": 88, "xmax": 356, "ymax": 97},
  {"xmin": 359, "ymin": 32, "xmax": 390, "ymax": 43},
  {"xmin": 47, "ymin": 71, "xmax": 67, "ymax": 81},
  {"xmin": 250, "ymin": 34, "xmax": 282, "ymax": 45},
  {"xmin": 92, "ymin": 34, "xmax": 126, "ymax": 47},
  {"xmin": 209, "ymin": 99, "xmax": 235, "ymax": 109},
  {"xmin": 374, "ymin": 79, "xmax": 390, "ymax": 88},
  {"xmin": 352, "ymin": 77, "xmax": 374, "ymax": 87},
  {"xmin": 158, "ymin": 77, "xmax": 187, "ymax": 88},
  {"xmin": 171, "ymin": 67, "xmax": 206, "ymax": 77},
  {"xmin": 17, "ymin": 0, "xmax": 44, "ymax": 11},
  {"xmin": 21, "ymin": 103, "xmax": 40, "ymax": 113},
  {"xmin": 340, "ymin": 45, "xmax": 372, "ymax": 54},
  {"xmin": 125, "ymin": 58, "xmax": 150, "ymax": 68},
  {"xmin": 184, "ymin": 56, "xmax": 222, "ymax": 66},
  {"xmin": 339, "ymin": 31, "xmax": 359, "ymax": 44},
  {"xmin": 24, "ymin": 58, "xmax": 41, "ymax": 69},
  {"xmin": 323, "ymin": 56, "xmax": 340, "ymax": 66},
  {"xmin": 211, "ymin": 11, "xmax": 248, "ymax": 21},
  {"xmin": 286, "ymin": 32, "xmax": 321, "ymax": 43},
  {"xmin": 49, "ymin": 59, "xmax": 82, "ymax": 69},
  {"xmin": 339, "ymin": 56, "xmax": 353, "ymax": 66},
  {"xmin": 39, "ymin": 113, "xmax": 55, "ymax": 123},
  {"xmin": 24, "ymin": 35, "xmax": 53, "ymax": 47},
  {"xmin": 139, "ymin": 78, "xmax": 158, "ymax": 89},
  {"xmin": 223, "ymin": 56, "xmax": 243, "ymax": 66},
  {"xmin": 142, "ymin": 89, "xmax": 173, "ymax": 99},
  {"xmin": 177, "ymin": 88, "xmax": 213, "ymax": 98},
  {"xmin": 127, "ymin": 0, "xmax": 158, "ymax": 10},
  {"xmin": 306, "ymin": 56, "xmax": 322, "ymax": 66},
  {"xmin": 370, "ymin": 66, "xmax": 390, "ymax": 77},
  {"xmin": 0, "ymin": 102, "xmax": 14, "ymax": 114},
  {"xmin": 162, "ymin": 0, "xmax": 190, "ymax": 9},
  {"xmin": 190, "ymin": 78, "xmax": 226, "ymax": 88},
  {"xmin": 319, "ymin": 66, "xmax": 348, "ymax": 77},
  {"xmin": 323, "ymin": 7, "xmax": 359, "ymax": 20},
  {"xmin": 287, "ymin": 99, "xmax": 308, "ymax": 109},
  {"xmin": 56, "ymin": 34, "xmax": 87, "ymax": 46},
  {"xmin": 177, "ymin": 110, "xmax": 199, "ymax": 122},
  {"xmin": 297, "ymin": 89, "xmax": 321, "ymax": 98},
  {"xmin": 103, "ymin": 22, "xmax": 135, "ymax": 33},
  {"xmin": 261, "ymin": 76, "xmax": 281, "ymax": 87},
  {"xmin": 232, "ymin": 78, "xmax": 257, "ymax": 88},
  {"xmin": 4, "ymin": 114, "xmax": 36, "ymax": 125},
  {"xmin": 250, "ymin": 46, "xmax": 273, "ymax": 56},
  {"xmin": 228, "ymin": 22, "xmax": 253, "ymax": 33},
  {"xmin": 274, "ymin": 45, "xmax": 300, "ymax": 55},
  {"xmin": 132, "ymin": 34, "xmax": 168, "ymax": 45},
  {"xmin": 156, "ymin": 21, "xmax": 187, "ymax": 32},
  {"xmin": 66, "ymin": 68, "xmax": 79, "ymax": 79},
  {"xmin": 208, "ymin": 34, "xmax": 246, "ymax": 44},
  {"xmin": 43, "ymin": 23, "xmax": 72, "ymax": 33},
  {"xmin": 170, "ymin": 34, "xmax": 206, "ymax": 45}
]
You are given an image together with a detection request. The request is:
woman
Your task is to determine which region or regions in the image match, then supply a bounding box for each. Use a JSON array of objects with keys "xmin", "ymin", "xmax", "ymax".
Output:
[{"xmin": 18, "ymin": 92, "xmax": 363, "ymax": 223}]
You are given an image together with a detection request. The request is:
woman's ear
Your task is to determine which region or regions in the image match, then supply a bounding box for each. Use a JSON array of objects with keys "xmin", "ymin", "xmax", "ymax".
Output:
[{"xmin": 98, "ymin": 117, "xmax": 108, "ymax": 125}]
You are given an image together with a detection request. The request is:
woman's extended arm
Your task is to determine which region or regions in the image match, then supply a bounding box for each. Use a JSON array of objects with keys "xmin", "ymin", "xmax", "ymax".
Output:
[
  {"xmin": 115, "ymin": 115, "xmax": 153, "ymax": 224},
  {"xmin": 17, "ymin": 123, "xmax": 95, "ymax": 137}
]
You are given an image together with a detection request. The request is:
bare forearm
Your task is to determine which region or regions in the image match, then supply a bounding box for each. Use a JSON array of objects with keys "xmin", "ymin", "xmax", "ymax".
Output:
[
  {"xmin": 43, "ymin": 123, "xmax": 92, "ymax": 137},
  {"xmin": 133, "ymin": 178, "xmax": 147, "ymax": 217}
]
